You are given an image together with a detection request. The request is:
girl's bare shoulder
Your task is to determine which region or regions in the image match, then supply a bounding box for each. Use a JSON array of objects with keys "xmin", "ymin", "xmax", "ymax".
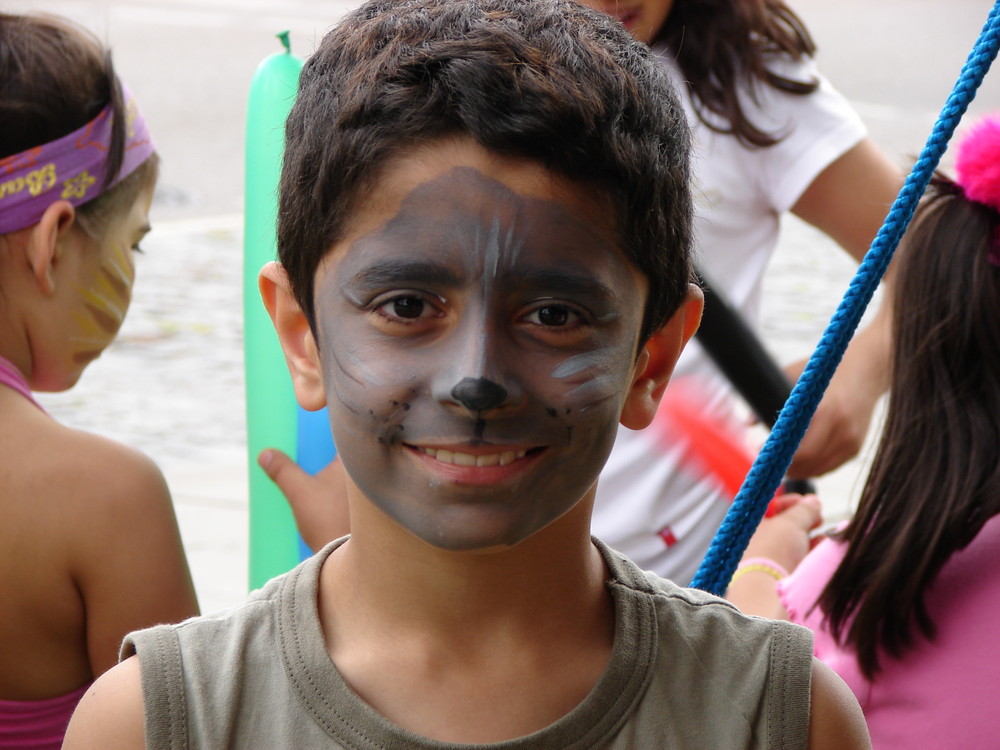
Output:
[
  {"xmin": 1, "ymin": 395, "xmax": 173, "ymax": 555},
  {"xmin": 7, "ymin": 404, "xmax": 165, "ymax": 501}
]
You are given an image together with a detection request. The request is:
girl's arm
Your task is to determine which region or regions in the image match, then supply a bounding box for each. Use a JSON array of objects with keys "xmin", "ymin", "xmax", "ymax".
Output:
[
  {"xmin": 725, "ymin": 494, "xmax": 821, "ymax": 618},
  {"xmin": 65, "ymin": 432, "xmax": 199, "ymax": 675},
  {"xmin": 786, "ymin": 137, "xmax": 902, "ymax": 479},
  {"xmin": 725, "ymin": 496, "xmax": 870, "ymax": 748}
]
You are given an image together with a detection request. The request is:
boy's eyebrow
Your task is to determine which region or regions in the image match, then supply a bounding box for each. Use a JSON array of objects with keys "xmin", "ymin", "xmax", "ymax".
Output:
[
  {"xmin": 347, "ymin": 259, "xmax": 618, "ymax": 302},
  {"xmin": 509, "ymin": 265, "xmax": 617, "ymax": 302},
  {"xmin": 350, "ymin": 259, "xmax": 463, "ymax": 289}
]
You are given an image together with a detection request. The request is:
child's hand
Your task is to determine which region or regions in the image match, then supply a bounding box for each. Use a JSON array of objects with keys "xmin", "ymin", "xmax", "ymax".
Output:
[
  {"xmin": 726, "ymin": 494, "xmax": 821, "ymax": 618},
  {"xmin": 258, "ymin": 450, "xmax": 350, "ymax": 552},
  {"xmin": 743, "ymin": 493, "xmax": 822, "ymax": 576}
]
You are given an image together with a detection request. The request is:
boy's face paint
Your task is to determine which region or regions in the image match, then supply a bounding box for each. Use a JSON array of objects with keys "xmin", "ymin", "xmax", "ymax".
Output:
[{"xmin": 313, "ymin": 140, "xmax": 650, "ymax": 551}]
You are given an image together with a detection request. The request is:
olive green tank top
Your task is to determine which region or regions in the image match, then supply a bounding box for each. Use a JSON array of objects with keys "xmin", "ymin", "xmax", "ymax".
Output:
[{"xmin": 124, "ymin": 539, "xmax": 812, "ymax": 749}]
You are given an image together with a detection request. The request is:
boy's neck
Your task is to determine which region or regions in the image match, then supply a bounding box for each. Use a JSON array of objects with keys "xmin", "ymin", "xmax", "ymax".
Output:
[
  {"xmin": 316, "ymin": 489, "xmax": 615, "ymax": 743},
  {"xmin": 323, "ymin": 487, "xmax": 609, "ymax": 631}
]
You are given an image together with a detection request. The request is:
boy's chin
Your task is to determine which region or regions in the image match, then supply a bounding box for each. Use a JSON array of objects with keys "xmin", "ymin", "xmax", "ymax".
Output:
[
  {"xmin": 411, "ymin": 521, "xmax": 545, "ymax": 554},
  {"xmin": 388, "ymin": 504, "xmax": 576, "ymax": 554}
]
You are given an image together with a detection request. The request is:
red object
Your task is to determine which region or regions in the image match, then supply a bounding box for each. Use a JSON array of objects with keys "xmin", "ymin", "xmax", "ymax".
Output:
[
  {"xmin": 653, "ymin": 380, "xmax": 781, "ymax": 516},
  {"xmin": 658, "ymin": 526, "xmax": 678, "ymax": 547}
]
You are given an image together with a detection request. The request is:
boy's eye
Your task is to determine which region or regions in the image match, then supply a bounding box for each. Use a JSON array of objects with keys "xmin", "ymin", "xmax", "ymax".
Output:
[
  {"xmin": 372, "ymin": 293, "xmax": 441, "ymax": 324},
  {"xmin": 525, "ymin": 304, "xmax": 581, "ymax": 328},
  {"xmin": 388, "ymin": 297, "xmax": 425, "ymax": 319}
]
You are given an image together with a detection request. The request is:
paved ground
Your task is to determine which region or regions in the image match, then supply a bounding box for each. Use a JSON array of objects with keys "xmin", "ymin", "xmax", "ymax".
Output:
[{"xmin": 11, "ymin": 0, "xmax": 1000, "ymax": 612}]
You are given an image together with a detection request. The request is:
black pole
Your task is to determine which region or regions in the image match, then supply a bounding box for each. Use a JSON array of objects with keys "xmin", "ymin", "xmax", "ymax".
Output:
[{"xmin": 694, "ymin": 270, "xmax": 815, "ymax": 495}]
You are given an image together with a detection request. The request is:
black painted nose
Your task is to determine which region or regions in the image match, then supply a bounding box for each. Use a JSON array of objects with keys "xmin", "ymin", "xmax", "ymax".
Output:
[{"xmin": 451, "ymin": 377, "xmax": 508, "ymax": 412}]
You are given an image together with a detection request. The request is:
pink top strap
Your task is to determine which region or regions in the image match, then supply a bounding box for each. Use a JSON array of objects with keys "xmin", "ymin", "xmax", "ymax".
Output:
[
  {"xmin": 0, "ymin": 356, "xmax": 45, "ymax": 412},
  {"xmin": 0, "ymin": 682, "xmax": 91, "ymax": 749}
]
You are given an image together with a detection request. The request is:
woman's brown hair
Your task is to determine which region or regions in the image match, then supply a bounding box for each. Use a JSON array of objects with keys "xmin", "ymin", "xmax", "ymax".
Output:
[{"xmin": 659, "ymin": 0, "xmax": 819, "ymax": 148}]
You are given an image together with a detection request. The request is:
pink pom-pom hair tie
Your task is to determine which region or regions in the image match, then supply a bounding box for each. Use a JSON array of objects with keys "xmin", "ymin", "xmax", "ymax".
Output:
[{"xmin": 954, "ymin": 113, "xmax": 1000, "ymax": 267}]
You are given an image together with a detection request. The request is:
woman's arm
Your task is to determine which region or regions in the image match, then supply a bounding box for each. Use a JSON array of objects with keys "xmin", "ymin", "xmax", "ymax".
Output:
[{"xmin": 787, "ymin": 137, "xmax": 902, "ymax": 478}]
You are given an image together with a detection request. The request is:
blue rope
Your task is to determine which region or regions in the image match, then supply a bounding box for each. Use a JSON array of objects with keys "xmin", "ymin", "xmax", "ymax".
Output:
[{"xmin": 691, "ymin": 0, "xmax": 1000, "ymax": 595}]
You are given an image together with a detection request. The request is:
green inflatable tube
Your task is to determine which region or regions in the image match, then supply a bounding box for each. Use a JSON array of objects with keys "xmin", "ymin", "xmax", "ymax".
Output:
[{"xmin": 243, "ymin": 32, "xmax": 304, "ymax": 590}]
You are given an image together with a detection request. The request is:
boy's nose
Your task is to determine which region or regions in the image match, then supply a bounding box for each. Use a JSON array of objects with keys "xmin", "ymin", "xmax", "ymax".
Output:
[
  {"xmin": 451, "ymin": 377, "xmax": 508, "ymax": 412},
  {"xmin": 432, "ymin": 313, "xmax": 524, "ymax": 415}
]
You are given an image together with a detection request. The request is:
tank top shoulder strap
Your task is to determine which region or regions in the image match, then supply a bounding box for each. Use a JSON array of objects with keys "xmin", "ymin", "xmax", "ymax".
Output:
[{"xmin": 0, "ymin": 356, "xmax": 45, "ymax": 412}]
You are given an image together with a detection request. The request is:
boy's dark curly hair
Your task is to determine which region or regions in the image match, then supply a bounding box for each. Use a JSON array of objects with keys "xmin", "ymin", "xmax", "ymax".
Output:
[{"xmin": 278, "ymin": 0, "xmax": 693, "ymax": 345}]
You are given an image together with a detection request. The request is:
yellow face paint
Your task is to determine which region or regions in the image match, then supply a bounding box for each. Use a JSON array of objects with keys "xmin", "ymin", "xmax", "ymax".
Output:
[
  {"xmin": 31, "ymin": 178, "xmax": 155, "ymax": 393},
  {"xmin": 70, "ymin": 239, "xmax": 135, "ymax": 364},
  {"xmin": 64, "ymin": 176, "xmax": 153, "ymax": 369}
]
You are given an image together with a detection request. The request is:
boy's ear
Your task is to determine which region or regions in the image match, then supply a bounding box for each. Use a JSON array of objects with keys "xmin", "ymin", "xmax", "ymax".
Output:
[
  {"xmin": 25, "ymin": 200, "xmax": 77, "ymax": 295},
  {"xmin": 258, "ymin": 261, "xmax": 327, "ymax": 411},
  {"xmin": 620, "ymin": 283, "xmax": 704, "ymax": 430}
]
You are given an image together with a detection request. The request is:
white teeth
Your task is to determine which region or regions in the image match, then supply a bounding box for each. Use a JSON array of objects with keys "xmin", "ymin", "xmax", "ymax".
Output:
[{"xmin": 420, "ymin": 447, "xmax": 528, "ymax": 466}]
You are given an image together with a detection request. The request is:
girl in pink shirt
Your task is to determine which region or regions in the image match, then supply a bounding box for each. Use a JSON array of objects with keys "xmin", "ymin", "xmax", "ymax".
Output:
[{"xmin": 727, "ymin": 113, "xmax": 1000, "ymax": 749}]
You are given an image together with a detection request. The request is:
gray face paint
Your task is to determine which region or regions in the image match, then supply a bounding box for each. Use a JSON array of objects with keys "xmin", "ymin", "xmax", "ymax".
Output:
[{"xmin": 314, "ymin": 162, "xmax": 648, "ymax": 551}]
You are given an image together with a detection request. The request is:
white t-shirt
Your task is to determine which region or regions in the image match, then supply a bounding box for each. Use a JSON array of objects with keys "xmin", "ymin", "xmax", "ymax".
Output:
[{"xmin": 593, "ymin": 48, "xmax": 866, "ymax": 585}]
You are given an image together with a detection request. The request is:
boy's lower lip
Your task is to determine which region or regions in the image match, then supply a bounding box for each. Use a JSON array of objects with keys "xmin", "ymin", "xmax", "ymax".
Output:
[{"xmin": 405, "ymin": 444, "xmax": 544, "ymax": 484}]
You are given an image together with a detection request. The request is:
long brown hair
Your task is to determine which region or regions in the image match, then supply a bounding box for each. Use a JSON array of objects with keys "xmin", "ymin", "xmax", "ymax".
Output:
[
  {"xmin": 818, "ymin": 177, "xmax": 1000, "ymax": 679},
  {"xmin": 659, "ymin": 0, "xmax": 818, "ymax": 148}
]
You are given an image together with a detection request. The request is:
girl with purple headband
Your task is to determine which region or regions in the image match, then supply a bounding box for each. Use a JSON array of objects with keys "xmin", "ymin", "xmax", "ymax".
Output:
[
  {"xmin": 727, "ymin": 114, "xmax": 1000, "ymax": 748},
  {"xmin": 0, "ymin": 13, "xmax": 198, "ymax": 749}
]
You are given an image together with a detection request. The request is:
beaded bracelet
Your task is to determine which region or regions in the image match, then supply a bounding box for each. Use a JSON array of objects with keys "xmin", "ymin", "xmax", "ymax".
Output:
[{"xmin": 727, "ymin": 557, "xmax": 789, "ymax": 589}]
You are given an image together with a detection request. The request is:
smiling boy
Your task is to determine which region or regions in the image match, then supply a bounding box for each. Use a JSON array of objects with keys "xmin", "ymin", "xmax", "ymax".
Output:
[{"xmin": 63, "ymin": 0, "xmax": 869, "ymax": 747}]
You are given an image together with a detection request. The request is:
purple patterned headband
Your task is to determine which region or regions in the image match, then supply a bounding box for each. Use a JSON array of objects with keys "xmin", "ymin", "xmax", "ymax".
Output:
[{"xmin": 0, "ymin": 87, "xmax": 155, "ymax": 235}]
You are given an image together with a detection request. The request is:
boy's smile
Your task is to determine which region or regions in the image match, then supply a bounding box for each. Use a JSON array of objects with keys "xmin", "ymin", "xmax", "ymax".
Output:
[{"xmin": 309, "ymin": 138, "xmax": 653, "ymax": 551}]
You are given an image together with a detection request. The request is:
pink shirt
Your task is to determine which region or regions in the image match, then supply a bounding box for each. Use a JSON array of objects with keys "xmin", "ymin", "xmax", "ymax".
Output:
[
  {"xmin": 0, "ymin": 683, "xmax": 90, "ymax": 749},
  {"xmin": 778, "ymin": 516, "xmax": 1000, "ymax": 749}
]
